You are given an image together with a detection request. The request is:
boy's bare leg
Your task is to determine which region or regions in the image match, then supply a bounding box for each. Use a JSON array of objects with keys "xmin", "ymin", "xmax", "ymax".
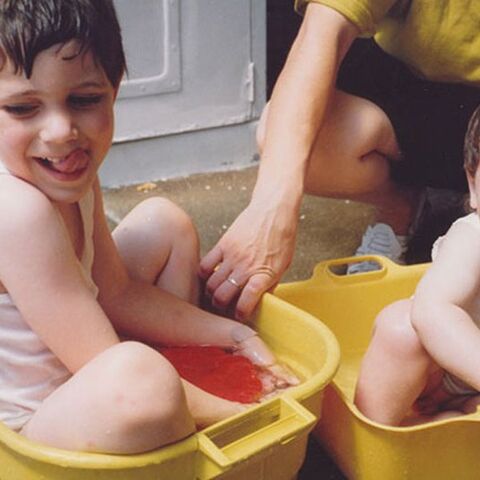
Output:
[
  {"xmin": 182, "ymin": 381, "xmax": 247, "ymax": 428},
  {"xmin": 21, "ymin": 342, "xmax": 195, "ymax": 453},
  {"xmin": 113, "ymin": 197, "xmax": 200, "ymax": 304},
  {"xmin": 112, "ymin": 199, "xmax": 250, "ymax": 427},
  {"xmin": 354, "ymin": 299, "xmax": 439, "ymax": 425}
]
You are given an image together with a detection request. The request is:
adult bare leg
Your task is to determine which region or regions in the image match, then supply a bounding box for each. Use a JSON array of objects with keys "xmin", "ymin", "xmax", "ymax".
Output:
[{"xmin": 258, "ymin": 90, "xmax": 420, "ymax": 235}]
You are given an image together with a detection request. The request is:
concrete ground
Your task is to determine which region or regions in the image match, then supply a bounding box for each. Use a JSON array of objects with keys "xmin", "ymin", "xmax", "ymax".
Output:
[
  {"xmin": 103, "ymin": 166, "xmax": 375, "ymax": 282},
  {"xmin": 103, "ymin": 165, "xmax": 375, "ymax": 479}
]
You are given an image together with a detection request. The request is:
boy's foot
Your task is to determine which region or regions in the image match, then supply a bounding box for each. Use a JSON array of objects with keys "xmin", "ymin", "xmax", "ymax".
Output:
[{"xmin": 347, "ymin": 223, "xmax": 408, "ymax": 274}]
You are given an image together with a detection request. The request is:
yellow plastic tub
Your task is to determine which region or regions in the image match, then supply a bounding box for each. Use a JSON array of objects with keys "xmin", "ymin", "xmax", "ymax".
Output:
[
  {"xmin": 0, "ymin": 292, "xmax": 339, "ymax": 480},
  {"xmin": 275, "ymin": 255, "xmax": 480, "ymax": 480}
]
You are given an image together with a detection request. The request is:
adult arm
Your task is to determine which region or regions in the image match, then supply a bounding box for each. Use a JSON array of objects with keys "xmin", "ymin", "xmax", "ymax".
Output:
[{"xmin": 199, "ymin": 3, "xmax": 359, "ymax": 320}]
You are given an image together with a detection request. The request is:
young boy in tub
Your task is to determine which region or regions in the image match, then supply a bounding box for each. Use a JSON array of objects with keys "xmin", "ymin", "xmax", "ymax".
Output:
[
  {"xmin": 0, "ymin": 0, "xmax": 296, "ymax": 453},
  {"xmin": 355, "ymin": 105, "xmax": 480, "ymax": 426}
]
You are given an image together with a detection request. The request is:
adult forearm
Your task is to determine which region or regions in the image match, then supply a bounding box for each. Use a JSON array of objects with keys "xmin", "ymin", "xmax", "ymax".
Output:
[{"xmin": 254, "ymin": 4, "xmax": 358, "ymax": 205}]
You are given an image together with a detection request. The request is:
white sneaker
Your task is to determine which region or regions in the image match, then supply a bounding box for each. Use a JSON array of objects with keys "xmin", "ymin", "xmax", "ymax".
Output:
[{"xmin": 347, "ymin": 223, "xmax": 408, "ymax": 274}]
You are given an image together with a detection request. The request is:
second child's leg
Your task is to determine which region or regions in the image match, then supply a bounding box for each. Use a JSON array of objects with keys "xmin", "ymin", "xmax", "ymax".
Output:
[{"xmin": 354, "ymin": 299, "xmax": 440, "ymax": 425}]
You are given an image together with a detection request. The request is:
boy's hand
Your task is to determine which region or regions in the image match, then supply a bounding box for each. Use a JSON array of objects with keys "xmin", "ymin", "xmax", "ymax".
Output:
[{"xmin": 234, "ymin": 333, "xmax": 300, "ymax": 394}]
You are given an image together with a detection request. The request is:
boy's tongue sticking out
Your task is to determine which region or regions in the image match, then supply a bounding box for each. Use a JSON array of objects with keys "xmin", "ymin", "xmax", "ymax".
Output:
[{"xmin": 39, "ymin": 149, "xmax": 88, "ymax": 174}]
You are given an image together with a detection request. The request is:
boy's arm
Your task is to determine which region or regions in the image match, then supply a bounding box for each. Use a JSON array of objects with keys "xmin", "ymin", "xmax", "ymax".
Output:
[
  {"xmin": 412, "ymin": 220, "xmax": 480, "ymax": 390},
  {"xmin": 91, "ymin": 180, "xmax": 258, "ymax": 350},
  {"xmin": 0, "ymin": 178, "xmax": 119, "ymax": 373}
]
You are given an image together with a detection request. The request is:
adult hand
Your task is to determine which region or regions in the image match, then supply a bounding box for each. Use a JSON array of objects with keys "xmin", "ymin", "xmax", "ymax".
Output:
[{"xmin": 199, "ymin": 198, "xmax": 297, "ymax": 321}]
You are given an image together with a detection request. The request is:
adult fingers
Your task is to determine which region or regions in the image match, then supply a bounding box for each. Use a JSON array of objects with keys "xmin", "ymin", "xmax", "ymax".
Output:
[
  {"xmin": 205, "ymin": 261, "xmax": 232, "ymax": 296},
  {"xmin": 199, "ymin": 245, "xmax": 223, "ymax": 279},
  {"xmin": 210, "ymin": 274, "xmax": 247, "ymax": 309},
  {"xmin": 234, "ymin": 271, "xmax": 277, "ymax": 321}
]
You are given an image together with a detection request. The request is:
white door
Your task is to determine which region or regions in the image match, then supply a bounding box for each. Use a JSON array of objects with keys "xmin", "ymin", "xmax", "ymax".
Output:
[{"xmin": 101, "ymin": 0, "xmax": 266, "ymax": 187}]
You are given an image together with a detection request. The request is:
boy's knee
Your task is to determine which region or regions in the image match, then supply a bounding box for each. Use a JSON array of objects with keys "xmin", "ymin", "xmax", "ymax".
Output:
[
  {"xmin": 105, "ymin": 342, "xmax": 194, "ymax": 441},
  {"xmin": 138, "ymin": 197, "xmax": 195, "ymax": 237}
]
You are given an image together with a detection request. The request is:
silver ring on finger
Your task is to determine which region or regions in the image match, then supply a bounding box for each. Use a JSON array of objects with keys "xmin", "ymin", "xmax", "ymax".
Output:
[{"xmin": 227, "ymin": 277, "xmax": 242, "ymax": 289}]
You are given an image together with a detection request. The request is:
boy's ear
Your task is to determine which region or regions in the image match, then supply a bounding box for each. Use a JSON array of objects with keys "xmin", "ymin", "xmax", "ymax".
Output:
[{"xmin": 467, "ymin": 171, "xmax": 477, "ymax": 210}]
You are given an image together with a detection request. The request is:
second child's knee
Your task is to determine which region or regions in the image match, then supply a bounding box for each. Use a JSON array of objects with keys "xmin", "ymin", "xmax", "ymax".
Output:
[{"xmin": 373, "ymin": 300, "xmax": 425, "ymax": 359}]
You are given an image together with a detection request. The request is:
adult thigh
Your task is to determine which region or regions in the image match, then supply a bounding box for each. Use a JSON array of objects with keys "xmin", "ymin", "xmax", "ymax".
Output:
[{"xmin": 304, "ymin": 90, "xmax": 401, "ymax": 197}]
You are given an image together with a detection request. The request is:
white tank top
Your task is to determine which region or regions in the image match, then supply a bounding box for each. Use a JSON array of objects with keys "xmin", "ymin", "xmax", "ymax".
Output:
[{"xmin": 0, "ymin": 161, "xmax": 98, "ymax": 430}]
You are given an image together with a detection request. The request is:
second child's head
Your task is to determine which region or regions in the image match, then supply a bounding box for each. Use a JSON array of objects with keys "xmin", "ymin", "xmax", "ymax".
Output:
[
  {"xmin": 0, "ymin": 0, "xmax": 126, "ymax": 203},
  {"xmin": 465, "ymin": 105, "xmax": 480, "ymax": 211}
]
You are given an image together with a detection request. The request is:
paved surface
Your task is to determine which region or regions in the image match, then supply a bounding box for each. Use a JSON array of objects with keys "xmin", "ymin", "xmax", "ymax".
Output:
[
  {"xmin": 103, "ymin": 166, "xmax": 375, "ymax": 282},
  {"xmin": 102, "ymin": 165, "xmax": 374, "ymax": 479}
]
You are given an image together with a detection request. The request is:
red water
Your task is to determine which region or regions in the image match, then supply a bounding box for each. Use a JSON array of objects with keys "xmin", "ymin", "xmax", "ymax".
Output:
[{"xmin": 158, "ymin": 346, "xmax": 263, "ymax": 403}]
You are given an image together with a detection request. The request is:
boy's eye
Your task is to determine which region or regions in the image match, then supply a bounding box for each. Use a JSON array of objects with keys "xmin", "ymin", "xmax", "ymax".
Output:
[
  {"xmin": 3, "ymin": 104, "xmax": 38, "ymax": 117},
  {"xmin": 69, "ymin": 95, "xmax": 103, "ymax": 108}
]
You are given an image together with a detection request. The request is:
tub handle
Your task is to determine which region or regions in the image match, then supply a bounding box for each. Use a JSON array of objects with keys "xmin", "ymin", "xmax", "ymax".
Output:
[
  {"xmin": 195, "ymin": 396, "xmax": 316, "ymax": 479},
  {"xmin": 312, "ymin": 255, "xmax": 405, "ymax": 283}
]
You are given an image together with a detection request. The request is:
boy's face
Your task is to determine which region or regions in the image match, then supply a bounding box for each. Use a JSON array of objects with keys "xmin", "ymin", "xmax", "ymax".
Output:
[{"xmin": 0, "ymin": 41, "xmax": 116, "ymax": 203}]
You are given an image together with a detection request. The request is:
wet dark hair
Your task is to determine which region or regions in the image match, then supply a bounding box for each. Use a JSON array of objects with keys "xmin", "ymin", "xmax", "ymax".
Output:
[
  {"xmin": 0, "ymin": 0, "xmax": 126, "ymax": 88},
  {"xmin": 464, "ymin": 105, "xmax": 480, "ymax": 176}
]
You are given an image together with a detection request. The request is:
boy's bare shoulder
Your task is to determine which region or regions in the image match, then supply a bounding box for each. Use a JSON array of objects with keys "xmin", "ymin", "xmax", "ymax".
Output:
[{"xmin": 0, "ymin": 175, "xmax": 56, "ymax": 237}]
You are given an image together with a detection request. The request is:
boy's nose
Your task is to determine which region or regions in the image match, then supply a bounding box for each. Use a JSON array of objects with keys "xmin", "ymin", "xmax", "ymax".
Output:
[{"xmin": 39, "ymin": 111, "xmax": 78, "ymax": 143}]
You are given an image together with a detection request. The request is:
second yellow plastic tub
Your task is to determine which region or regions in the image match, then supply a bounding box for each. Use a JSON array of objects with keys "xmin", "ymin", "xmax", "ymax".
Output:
[
  {"xmin": 0, "ymin": 292, "xmax": 339, "ymax": 480},
  {"xmin": 275, "ymin": 256, "xmax": 480, "ymax": 480}
]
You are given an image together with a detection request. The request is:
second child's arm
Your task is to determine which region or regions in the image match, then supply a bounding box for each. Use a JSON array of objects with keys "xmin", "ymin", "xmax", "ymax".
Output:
[{"xmin": 412, "ymin": 220, "xmax": 480, "ymax": 390}]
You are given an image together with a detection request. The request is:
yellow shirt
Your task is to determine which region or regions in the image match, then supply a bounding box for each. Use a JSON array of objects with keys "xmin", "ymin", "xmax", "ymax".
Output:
[{"xmin": 295, "ymin": 0, "xmax": 480, "ymax": 86}]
